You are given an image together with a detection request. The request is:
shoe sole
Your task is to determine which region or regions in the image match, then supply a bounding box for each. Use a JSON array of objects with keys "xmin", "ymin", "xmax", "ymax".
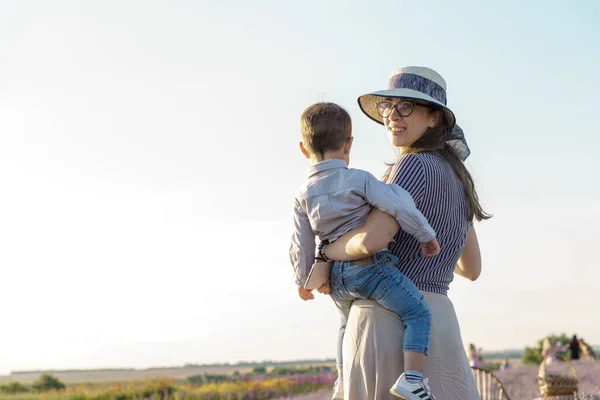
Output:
[{"xmin": 389, "ymin": 389, "xmax": 409, "ymax": 399}]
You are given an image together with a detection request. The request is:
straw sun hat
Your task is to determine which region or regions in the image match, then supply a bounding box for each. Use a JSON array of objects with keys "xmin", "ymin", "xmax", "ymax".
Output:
[{"xmin": 358, "ymin": 66, "xmax": 470, "ymax": 161}]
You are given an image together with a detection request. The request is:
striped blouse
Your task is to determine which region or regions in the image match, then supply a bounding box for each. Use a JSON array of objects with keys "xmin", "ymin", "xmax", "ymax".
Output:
[{"xmin": 387, "ymin": 152, "xmax": 470, "ymax": 295}]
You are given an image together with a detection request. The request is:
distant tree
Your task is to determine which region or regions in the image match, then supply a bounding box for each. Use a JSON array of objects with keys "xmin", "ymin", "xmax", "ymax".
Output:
[
  {"xmin": 251, "ymin": 366, "xmax": 266, "ymax": 375},
  {"xmin": 523, "ymin": 346, "xmax": 544, "ymax": 365},
  {"xmin": 186, "ymin": 373, "xmax": 230, "ymax": 385},
  {"xmin": 186, "ymin": 374, "xmax": 204, "ymax": 385},
  {"xmin": 32, "ymin": 374, "xmax": 65, "ymax": 392},
  {"xmin": 522, "ymin": 333, "xmax": 570, "ymax": 365},
  {"xmin": 484, "ymin": 361, "xmax": 501, "ymax": 371},
  {"xmin": 0, "ymin": 381, "xmax": 28, "ymax": 394}
]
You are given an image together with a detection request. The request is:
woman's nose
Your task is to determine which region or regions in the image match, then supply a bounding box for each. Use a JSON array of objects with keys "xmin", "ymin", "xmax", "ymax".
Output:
[{"xmin": 389, "ymin": 106, "xmax": 402, "ymax": 121}]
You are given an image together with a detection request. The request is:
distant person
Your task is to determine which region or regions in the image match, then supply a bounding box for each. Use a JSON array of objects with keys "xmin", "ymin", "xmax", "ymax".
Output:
[
  {"xmin": 467, "ymin": 343, "xmax": 484, "ymax": 368},
  {"xmin": 499, "ymin": 357, "xmax": 510, "ymax": 371},
  {"xmin": 578, "ymin": 337, "xmax": 597, "ymax": 361},
  {"xmin": 289, "ymin": 102, "xmax": 441, "ymax": 400},
  {"xmin": 541, "ymin": 337, "xmax": 567, "ymax": 364},
  {"xmin": 569, "ymin": 334, "xmax": 581, "ymax": 360},
  {"xmin": 321, "ymin": 66, "xmax": 489, "ymax": 399},
  {"xmin": 478, "ymin": 347, "xmax": 485, "ymax": 368}
]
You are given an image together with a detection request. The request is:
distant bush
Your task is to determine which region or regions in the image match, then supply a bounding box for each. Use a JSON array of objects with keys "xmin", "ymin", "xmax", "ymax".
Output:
[
  {"xmin": 484, "ymin": 362, "xmax": 501, "ymax": 371},
  {"xmin": 32, "ymin": 374, "xmax": 65, "ymax": 392},
  {"xmin": 186, "ymin": 373, "xmax": 229, "ymax": 385},
  {"xmin": 522, "ymin": 346, "xmax": 544, "ymax": 365},
  {"xmin": 270, "ymin": 365, "xmax": 332, "ymax": 376},
  {"xmin": 0, "ymin": 381, "xmax": 29, "ymax": 394},
  {"xmin": 251, "ymin": 366, "xmax": 266, "ymax": 375}
]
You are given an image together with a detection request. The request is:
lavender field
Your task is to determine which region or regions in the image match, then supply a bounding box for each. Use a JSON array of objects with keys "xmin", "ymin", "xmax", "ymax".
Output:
[
  {"xmin": 496, "ymin": 360, "xmax": 599, "ymax": 399},
  {"xmin": 2, "ymin": 361, "xmax": 597, "ymax": 400},
  {"xmin": 277, "ymin": 361, "xmax": 600, "ymax": 400}
]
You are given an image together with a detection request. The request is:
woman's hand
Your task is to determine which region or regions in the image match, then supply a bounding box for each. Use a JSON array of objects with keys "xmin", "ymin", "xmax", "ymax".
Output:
[
  {"xmin": 316, "ymin": 279, "xmax": 331, "ymax": 295},
  {"xmin": 324, "ymin": 209, "xmax": 400, "ymax": 261},
  {"xmin": 454, "ymin": 225, "xmax": 481, "ymax": 281}
]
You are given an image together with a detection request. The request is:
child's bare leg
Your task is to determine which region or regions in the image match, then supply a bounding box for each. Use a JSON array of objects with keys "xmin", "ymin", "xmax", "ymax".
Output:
[
  {"xmin": 337, "ymin": 368, "xmax": 343, "ymax": 378},
  {"xmin": 391, "ymin": 350, "xmax": 431, "ymax": 398},
  {"xmin": 403, "ymin": 351, "xmax": 426, "ymax": 372}
]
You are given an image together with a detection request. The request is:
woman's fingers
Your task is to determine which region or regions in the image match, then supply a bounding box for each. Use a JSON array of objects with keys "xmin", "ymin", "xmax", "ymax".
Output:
[{"xmin": 317, "ymin": 280, "xmax": 332, "ymax": 294}]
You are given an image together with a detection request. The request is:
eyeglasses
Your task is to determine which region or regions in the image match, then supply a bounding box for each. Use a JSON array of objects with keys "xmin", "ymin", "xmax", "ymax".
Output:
[{"xmin": 376, "ymin": 100, "xmax": 434, "ymax": 118}]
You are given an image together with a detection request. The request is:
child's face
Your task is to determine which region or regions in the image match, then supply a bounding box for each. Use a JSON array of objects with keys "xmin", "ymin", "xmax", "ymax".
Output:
[{"xmin": 382, "ymin": 98, "xmax": 440, "ymax": 148}]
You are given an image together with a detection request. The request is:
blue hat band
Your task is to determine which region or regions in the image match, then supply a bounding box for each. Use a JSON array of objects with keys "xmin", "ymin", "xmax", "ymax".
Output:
[{"xmin": 388, "ymin": 73, "xmax": 447, "ymax": 106}]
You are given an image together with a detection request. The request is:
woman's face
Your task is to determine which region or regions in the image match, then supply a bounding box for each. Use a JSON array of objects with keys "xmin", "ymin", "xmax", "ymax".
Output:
[{"xmin": 381, "ymin": 98, "xmax": 440, "ymax": 148}]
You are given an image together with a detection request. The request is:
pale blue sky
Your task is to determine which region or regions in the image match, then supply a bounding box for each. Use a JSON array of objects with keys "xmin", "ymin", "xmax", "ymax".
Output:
[{"xmin": 0, "ymin": 0, "xmax": 598, "ymax": 374}]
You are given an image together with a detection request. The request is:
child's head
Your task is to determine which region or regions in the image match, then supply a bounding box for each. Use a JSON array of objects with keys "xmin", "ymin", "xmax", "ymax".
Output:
[{"xmin": 299, "ymin": 102, "xmax": 352, "ymax": 161}]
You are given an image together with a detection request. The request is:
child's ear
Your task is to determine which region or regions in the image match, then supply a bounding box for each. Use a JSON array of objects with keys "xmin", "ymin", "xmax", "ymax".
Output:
[
  {"xmin": 344, "ymin": 137, "xmax": 354, "ymax": 154},
  {"xmin": 299, "ymin": 141, "xmax": 311, "ymax": 159}
]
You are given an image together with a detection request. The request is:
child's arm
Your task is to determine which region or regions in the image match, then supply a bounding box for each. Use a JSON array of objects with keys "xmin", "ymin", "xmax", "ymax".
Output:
[
  {"xmin": 363, "ymin": 172, "xmax": 436, "ymax": 244},
  {"xmin": 324, "ymin": 208, "xmax": 399, "ymax": 261},
  {"xmin": 289, "ymin": 198, "xmax": 316, "ymax": 290}
]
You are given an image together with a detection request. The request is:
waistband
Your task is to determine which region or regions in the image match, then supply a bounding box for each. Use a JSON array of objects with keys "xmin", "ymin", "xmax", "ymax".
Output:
[{"xmin": 354, "ymin": 249, "xmax": 391, "ymax": 266}]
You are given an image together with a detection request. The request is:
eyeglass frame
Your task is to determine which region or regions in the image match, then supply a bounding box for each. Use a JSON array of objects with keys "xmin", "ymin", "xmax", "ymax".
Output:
[{"xmin": 376, "ymin": 99, "xmax": 436, "ymax": 119}]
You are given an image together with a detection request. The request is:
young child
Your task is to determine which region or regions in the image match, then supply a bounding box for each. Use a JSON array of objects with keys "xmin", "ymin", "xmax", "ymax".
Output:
[{"xmin": 289, "ymin": 102, "xmax": 439, "ymax": 400}]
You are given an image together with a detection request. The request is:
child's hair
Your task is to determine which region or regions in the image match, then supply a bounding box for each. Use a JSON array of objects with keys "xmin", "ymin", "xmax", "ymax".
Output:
[{"xmin": 300, "ymin": 102, "xmax": 352, "ymax": 158}]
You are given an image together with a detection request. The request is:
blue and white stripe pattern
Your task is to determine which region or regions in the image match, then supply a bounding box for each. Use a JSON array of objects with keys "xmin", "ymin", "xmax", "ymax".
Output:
[
  {"xmin": 388, "ymin": 72, "xmax": 447, "ymax": 105},
  {"xmin": 387, "ymin": 152, "xmax": 470, "ymax": 296}
]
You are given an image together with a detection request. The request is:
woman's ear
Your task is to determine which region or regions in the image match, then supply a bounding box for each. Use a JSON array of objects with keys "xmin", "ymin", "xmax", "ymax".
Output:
[{"xmin": 429, "ymin": 110, "xmax": 442, "ymax": 128}]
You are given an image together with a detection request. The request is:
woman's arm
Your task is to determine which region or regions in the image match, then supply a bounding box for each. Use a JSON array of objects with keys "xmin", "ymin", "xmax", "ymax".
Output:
[
  {"xmin": 324, "ymin": 208, "xmax": 400, "ymax": 261},
  {"xmin": 454, "ymin": 225, "xmax": 481, "ymax": 281}
]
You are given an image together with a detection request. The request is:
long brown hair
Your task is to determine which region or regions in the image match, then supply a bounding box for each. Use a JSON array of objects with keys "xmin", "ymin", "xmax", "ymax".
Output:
[{"xmin": 383, "ymin": 113, "xmax": 491, "ymax": 223}]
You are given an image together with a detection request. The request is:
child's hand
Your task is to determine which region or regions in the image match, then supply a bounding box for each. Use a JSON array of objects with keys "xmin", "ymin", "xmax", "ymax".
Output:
[
  {"xmin": 298, "ymin": 286, "xmax": 315, "ymax": 301},
  {"xmin": 421, "ymin": 238, "xmax": 440, "ymax": 259}
]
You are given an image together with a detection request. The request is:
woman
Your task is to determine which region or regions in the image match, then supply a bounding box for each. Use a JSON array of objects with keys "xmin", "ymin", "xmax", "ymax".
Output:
[
  {"xmin": 499, "ymin": 357, "xmax": 510, "ymax": 371},
  {"xmin": 321, "ymin": 66, "xmax": 490, "ymax": 399},
  {"xmin": 467, "ymin": 343, "xmax": 484, "ymax": 369},
  {"xmin": 541, "ymin": 337, "xmax": 566, "ymax": 364},
  {"xmin": 578, "ymin": 337, "xmax": 598, "ymax": 361}
]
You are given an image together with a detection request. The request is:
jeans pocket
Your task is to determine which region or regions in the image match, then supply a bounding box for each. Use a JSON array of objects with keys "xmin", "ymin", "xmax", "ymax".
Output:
[
  {"xmin": 331, "ymin": 262, "xmax": 343, "ymax": 284},
  {"xmin": 343, "ymin": 262, "xmax": 381, "ymax": 294}
]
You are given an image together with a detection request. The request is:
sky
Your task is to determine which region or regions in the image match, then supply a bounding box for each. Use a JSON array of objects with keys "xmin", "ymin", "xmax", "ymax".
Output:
[{"xmin": 0, "ymin": 0, "xmax": 599, "ymax": 375}]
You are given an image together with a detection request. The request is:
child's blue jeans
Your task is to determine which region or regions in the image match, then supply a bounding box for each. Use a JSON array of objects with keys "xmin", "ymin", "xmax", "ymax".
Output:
[{"xmin": 331, "ymin": 250, "xmax": 432, "ymax": 370}]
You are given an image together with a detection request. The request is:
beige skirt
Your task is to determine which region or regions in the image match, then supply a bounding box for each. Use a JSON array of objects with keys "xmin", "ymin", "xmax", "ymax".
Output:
[{"xmin": 342, "ymin": 292, "xmax": 480, "ymax": 400}]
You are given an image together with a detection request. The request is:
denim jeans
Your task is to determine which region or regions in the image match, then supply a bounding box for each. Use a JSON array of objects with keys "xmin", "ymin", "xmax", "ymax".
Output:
[{"xmin": 331, "ymin": 250, "xmax": 432, "ymax": 370}]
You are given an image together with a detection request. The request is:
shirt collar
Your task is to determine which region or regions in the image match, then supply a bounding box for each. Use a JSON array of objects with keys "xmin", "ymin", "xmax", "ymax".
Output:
[{"xmin": 307, "ymin": 159, "xmax": 347, "ymax": 177}]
